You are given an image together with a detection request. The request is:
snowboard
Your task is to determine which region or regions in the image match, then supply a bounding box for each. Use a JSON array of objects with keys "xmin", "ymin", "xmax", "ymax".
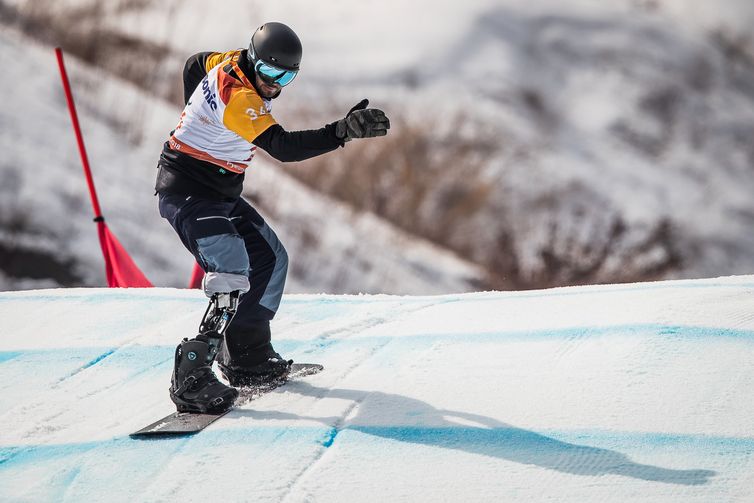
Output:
[{"xmin": 130, "ymin": 363, "xmax": 323, "ymax": 438}]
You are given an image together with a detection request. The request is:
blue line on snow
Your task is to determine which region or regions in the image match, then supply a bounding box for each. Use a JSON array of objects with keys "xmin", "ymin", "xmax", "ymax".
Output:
[
  {"xmin": 0, "ymin": 352, "xmax": 21, "ymax": 364},
  {"xmin": 51, "ymin": 348, "xmax": 120, "ymax": 385},
  {"xmin": 81, "ymin": 348, "xmax": 118, "ymax": 370},
  {"xmin": 321, "ymin": 427, "xmax": 339, "ymax": 448},
  {"xmin": 1, "ymin": 427, "xmax": 752, "ymax": 467},
  {"xmin": 3, "ymin": 323, "xmax": 754, "ymax": 365}
]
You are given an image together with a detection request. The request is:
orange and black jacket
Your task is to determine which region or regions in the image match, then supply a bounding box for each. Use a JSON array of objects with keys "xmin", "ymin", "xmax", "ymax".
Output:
[{"xmin": 156, "ymin": 49, "xmax": 343, "ymax": 199}]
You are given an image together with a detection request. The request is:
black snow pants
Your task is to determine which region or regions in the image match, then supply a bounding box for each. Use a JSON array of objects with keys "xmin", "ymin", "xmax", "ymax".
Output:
[{"xmin": 158, "ymin": 192, "xmax": 288, "ymax": 364}]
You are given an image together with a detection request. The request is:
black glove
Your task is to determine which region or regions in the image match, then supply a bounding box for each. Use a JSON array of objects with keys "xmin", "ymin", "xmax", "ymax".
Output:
[{"xmin": 335, "ymin": 99, "xmax": 390, "ymax": 142}]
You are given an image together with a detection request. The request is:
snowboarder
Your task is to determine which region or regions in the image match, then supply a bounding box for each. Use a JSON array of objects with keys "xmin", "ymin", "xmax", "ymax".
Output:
[{"xmin": 154, "ymin": 22, "xmax": 390, "ymax": 413}]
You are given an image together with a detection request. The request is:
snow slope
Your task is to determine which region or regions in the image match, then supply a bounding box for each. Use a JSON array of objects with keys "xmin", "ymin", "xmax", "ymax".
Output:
[
  {"xmin": 7, "ymin": 0, "xmax": 754, "ymax": 288},
  {"xmin": 1, "ymin": 276, "xmax": 753, "ymax": 501}
]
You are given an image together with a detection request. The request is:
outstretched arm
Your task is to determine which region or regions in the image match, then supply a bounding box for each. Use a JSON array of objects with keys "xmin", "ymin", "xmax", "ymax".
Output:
[
  {"xmin": 252, "ymin": 123, "xmax": 343, "ymax": 162},
  {"xmin": 252, "ymin": 99, "xmax": 390, "ymax": 162}
]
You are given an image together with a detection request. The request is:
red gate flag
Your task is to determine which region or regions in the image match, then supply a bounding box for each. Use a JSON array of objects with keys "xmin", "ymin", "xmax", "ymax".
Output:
[
  {"xmin": 189, "ymin": 262, "xmax": 204, "ymax": 289},
  {"xmin": 97, "ymin": 221, "xmax": 153, "ymax": 287},
  {"xmin": 55, "ymin": 47, "xmax": 152, "ymax": 288}
]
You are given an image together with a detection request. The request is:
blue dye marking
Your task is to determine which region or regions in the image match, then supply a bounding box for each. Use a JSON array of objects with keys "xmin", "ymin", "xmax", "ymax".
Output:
[
  {"xmin": 321, "ymin": 427, "xmax": 339, "ymax": 448},
  {"xmin": 1, "ymin": 427, "xmax": 751, "ymax": 477},
  {"xmin": 53, "ymin": 348, "xmax": 119, "ymax": 384},
  {"xmin": 346, "ymin": 426, "xmax": 754, "ymax": 451},
  {"xmin": 300, "ymin": 339, "xmax": 338, "ymax": 354},
  {"xmin": 4, "ymin": 323, "xmax": 754, "ymax": 371},
  {"xmin": 0, "ymin": 447, "xmax": 21, "ymax": 465},
  {"xmin": 0, "ymin": 352, "xmax": 21, "ymax": 364},
  {"xmin": 355, "ymin": 323, "xmax": 754, "ymax": 346},
  {"xmin": 81, "ymin": 348, "xmax": 117, "ymax": 370}
]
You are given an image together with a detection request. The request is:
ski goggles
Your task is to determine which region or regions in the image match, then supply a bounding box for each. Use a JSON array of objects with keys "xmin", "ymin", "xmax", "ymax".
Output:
[{"xmin": 254, "ymin": 60, "xmax": 298, "ymax": 87}]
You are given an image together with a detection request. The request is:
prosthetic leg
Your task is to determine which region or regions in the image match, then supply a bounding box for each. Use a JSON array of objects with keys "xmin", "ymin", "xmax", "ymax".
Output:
[{"xmin": 169, "ymin": 292, "xmax": 242, "ymax": 413}]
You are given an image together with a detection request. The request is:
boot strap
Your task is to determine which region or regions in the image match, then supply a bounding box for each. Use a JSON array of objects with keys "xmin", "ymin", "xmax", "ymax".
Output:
[{"xmin": 175, "ymin": 367, "xmax": 212, "ymax": 395}]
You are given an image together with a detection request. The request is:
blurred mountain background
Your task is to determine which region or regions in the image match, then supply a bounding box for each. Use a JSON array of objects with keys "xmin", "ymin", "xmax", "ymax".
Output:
[{"xmin": 1, "ymin": 0, "xmax": 753, "ymax": 293}]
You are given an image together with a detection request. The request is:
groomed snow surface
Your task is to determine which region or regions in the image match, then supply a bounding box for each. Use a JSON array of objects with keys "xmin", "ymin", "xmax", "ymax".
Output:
[{"xmin": 1, "ymin": 276, "xmax": 753, "ymax": 502}]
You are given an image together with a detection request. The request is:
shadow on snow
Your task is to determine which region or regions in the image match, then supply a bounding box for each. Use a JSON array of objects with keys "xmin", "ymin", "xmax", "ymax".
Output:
[{"xmin": 236, "ymin": 381, "xmax": 716, "ymax": 486}]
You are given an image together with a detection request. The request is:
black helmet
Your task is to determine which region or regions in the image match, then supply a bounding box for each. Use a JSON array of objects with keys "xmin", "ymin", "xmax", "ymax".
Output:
[{"xmin": 248, "ymin": 22, "xmax": 302, "ymax": 71}]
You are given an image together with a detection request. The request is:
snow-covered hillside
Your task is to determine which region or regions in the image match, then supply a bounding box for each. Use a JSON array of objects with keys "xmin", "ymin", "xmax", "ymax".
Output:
[
  {"xmin": 4, "ymin": 0, "xmax": 753, "ymax": 290},
  {"xmin": 1, "ymin": 276, "xmax": 753, "ymax": 501},
  {"xmin": 0, "ymin": 28, "xmax": 485, "ymax": 293},
  {"xmin": 3, "ymin": 0, "xmax": 754, "ymax": 295}
]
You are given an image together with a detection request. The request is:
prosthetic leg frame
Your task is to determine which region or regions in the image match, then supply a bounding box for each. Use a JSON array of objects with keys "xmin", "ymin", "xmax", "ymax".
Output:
[{"xmin": 170, "ymin": 291, "xmax": 242, "ymax": 413}]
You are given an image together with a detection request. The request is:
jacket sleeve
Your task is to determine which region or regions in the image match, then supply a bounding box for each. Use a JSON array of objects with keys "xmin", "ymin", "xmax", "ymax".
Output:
[
  {"xmin": 182, "ymin": 52, "xmax": 214, "ymax": 104},
  {"xmin": 182, "ymin": 50, "xmax": 242, "ymax": 104},
  {"xmin": 252, "ymin": 123, "xmax": 345, "ymax": 162}
]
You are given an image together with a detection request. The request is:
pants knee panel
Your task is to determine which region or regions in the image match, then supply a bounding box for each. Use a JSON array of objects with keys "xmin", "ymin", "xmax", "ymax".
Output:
[{"xmin": 196, "ymin": 233, "xmax": 250, "ymax": 275}]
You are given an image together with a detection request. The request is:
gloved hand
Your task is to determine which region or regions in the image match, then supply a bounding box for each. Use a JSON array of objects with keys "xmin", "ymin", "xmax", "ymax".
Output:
[{"xmin": 335, "ymin": 99, "xmax": 390, "ymax": 142}]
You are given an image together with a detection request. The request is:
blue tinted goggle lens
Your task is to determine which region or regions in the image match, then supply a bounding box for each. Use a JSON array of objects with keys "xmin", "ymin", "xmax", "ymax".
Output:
[{"xmin": 255, "ymin": 61, "xmax": 298, "ymax": 86}]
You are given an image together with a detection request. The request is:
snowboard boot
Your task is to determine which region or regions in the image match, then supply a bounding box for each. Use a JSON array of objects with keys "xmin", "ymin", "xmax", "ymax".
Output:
[
  {"xmin": 170, "ymin": 338, "xmax": 239, "ymax": 413},
  {"xmin": 217, "ymin": 320, "xmax": 293, "ymax": 387},
  {"xmin": 218, "ymin": 351, "xmax": 293, "ymax": 387}
]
